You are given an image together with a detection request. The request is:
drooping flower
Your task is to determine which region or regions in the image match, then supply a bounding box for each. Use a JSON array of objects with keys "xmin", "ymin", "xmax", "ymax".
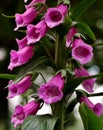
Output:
[
  {"xmin": 44, "ymin": 4, "xmax": 68, "ymax": 28},
  {"xmin": 8, "ymin": 45, "xmax": 34, "ymax": 70},
  {"xmin": 16, "ymin": 36, "xmax": 28, "ymax": 50},
  {"xmin": 72, "ymin": 38, "xmax": 93, "ymax": 64},
  {"xmin": 38, "ymin": 73, "xmax": 65, "ymax": 104},
  {"xmin": 66, "ymin": 27, "xmax": 77, "ymax": 47},
  {"xmin": 26, "ymin": 20, "xmax": 48, "ymax": 45},
  {"xmin": 7, "ymin": 75, "xmax": 32, "ymax": 98},
  {"xmin": 12, "ymin": 100, "xmax": 40, "ymax": 128},
  {"xmin": 79, "ymin": 96, "xmax": 103, "ymax": 116},
  {"xmin": 74, "ymin": 66, "xmax": 96, "ymax": 93},
  {"xmin": 25, "ymin": 0, "xmax": 46, "ymax": 9},
  {"xmin": 14, "ymin": 7, "xmax": 37, "ymax": 30}
]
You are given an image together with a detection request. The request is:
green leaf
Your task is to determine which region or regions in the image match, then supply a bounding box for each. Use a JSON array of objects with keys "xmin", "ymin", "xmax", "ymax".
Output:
[
  {"xmin": 14, "ymin": 56, "xmax": 48, "ymax": 82},
  {"xmin": 75, "ymin": 22, "xmax": 96, "ymax": 40},
  {"xmin": 21, "ymin": 115, "xmax": 58, "ymax": 130},
  {"xmin": 71, "ymin": 0, "xmax": 96, "ymax": 20},
  {"xmin": 0, "ymin": 74, "xmax": 16, "ymax": 80},
  {"xmin": 79, "ymin": 103, "xmax": 103, "ymax": 130}
]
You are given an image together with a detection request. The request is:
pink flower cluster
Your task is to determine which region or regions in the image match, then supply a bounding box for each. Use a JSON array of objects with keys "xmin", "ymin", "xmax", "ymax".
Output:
[
  {"xmin": 7, "ymin": 1, "xmax": 68, "ymax": 127},
  {"xmin": 8, "ymin": 0, "xmax": 68, "ymax": 70},
  {"xmin": 66, "ymin": 27, "xmax": 103, "ymax": 115},
  {"xmin": 7, "ymin": 74, "xmax": 41, "ymax": 127},
  {"xmin": 8, "ymin": 73, "xmax": 65, "ymax": 128},
  {"xmin": 7, "ymin": 0, "xmax": 103, "ymax": 128},
  {"xmin": 66, "ymin": 27, "xmax": 96, "ymax": 92}
]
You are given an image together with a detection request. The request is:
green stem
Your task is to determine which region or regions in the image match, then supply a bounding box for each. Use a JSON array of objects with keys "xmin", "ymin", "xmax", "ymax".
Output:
[
  {"xmin": 55, "ymin": 33, "xmax": 66, "ymax": 70},
  {"xmin": 53, "ymin": 100, "xmax": 65, "ymax": 130},
  {"xmin": 53, "ymin": 32, "xmax": 66, "ymax": 130},
  {"xmin": 55, "ymin": 33, "xmax": 59, "ymax": 66}
]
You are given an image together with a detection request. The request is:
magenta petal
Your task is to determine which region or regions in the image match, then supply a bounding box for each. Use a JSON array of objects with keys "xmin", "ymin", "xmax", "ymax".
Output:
[
  {"xmin": 93, "ymin": 103, "xmax": 103, "ymax": 116},
  {"xmin": 17, "ymin": 46, "xmax": 34, "ymax": 63},
  {"xmin": 38, "ymin": 84, "xmax": 63, "ymax": 104},
  {"xmin": 8, "ymin": 50, "xmax": 19, "ymax": 70},
  {"xmin": 27, "ymin": 24, "xmax": 39, "ymax": 44},
  {"xmin": 23, "ymin": 100, "xmax": 40, "ymax": 115},
  {"xmin": 11, "ymin": 105, "xmax": 25, "ymax": 128},
  {"xmin": 25, "ymin": 0, "xmax": 46, "ymax": 9},
  {"xmin": 27, "ymin": 20, "xmax": 48, "ymax": 45},
  {"xmin": 79, "ymin": 97, "xmax": 94, "ymax": 109},
  {"xmin": 75, "ymin": 67, "xmax": 96, "ymax": 93},
  {"xmin": 72, "ymin": 38, "xmax": 93, "ymax": 64},
  {"xmin": 16, "ymin": 37, "xmax": 27, "ymax": 50},
  {"xmin": 45, "ymin": 8, "xmax": 63, "ymax": 28},
  {"xmin": 49, "ymin": 73, "xmax": 65, "ymax": 90},
  {"xmin": 38, "ymin": 73, "xmax": 65, "ymax": 104},
  {"xmin": 11, "ymin": 100, "xmax": 40, "ymax": 128},
  {"xmin": 8, "ymin": 45, "xmax": 34, "ymax": 70},
  {"xmin": 80, "ymin": 97, "xmax": 103, "ymax": 116},
  {"xmin": 66, "ymin": 27, "xmax": 77, "ymax": 47},
  {"xmin": 44, "ymin": 4, "xmax": 68, "ymax": 28},
  {"xmin": 7, "ymin": 75, "xmax": 32, "ymax": 98},
  {"xmin": 14, "ymin": 7, "xmax": 37, "ymax": 30},
  {"xmin": 57, "ymin": 4, "xmax": 68, "ymax": 16}
]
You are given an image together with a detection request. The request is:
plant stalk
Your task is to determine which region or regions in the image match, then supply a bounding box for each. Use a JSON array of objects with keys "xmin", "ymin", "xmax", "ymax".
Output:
[{"xmin": 54, "ymin": 32, "xmax": 66, "ymax": 130}]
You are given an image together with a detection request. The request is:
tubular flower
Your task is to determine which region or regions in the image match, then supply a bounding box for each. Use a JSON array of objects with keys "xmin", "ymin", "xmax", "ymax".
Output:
[
  {"xmin": 44, "ymin": 4, "xmax": 68, "ymax": 28},
  {"xmin": 14, "ymin": 7, "xmax": 37, "ymax": 30},
  {"xmin": 38, "ymin": 73, "xmax": 65, "ymax": 104},
  {"xmin": 7, "ymin": 75, "xmax": 32, "ymax": 98},
  {"xmin": 16, "ymin": 36, "xmax": 28, "ymax": 50},
  {"xmin": 25, "ymin": 0, "xmax": 46, "ymax": 9},
  {"xmin": 79, "ymin": 97, "xmax": 103, "ymax": 116},
  {"xmin": 26, "ymin": 20, "xmax": 48, "ymax": 45},
  {"xmin": 8, "ymin": 45, "xmax": 34, "ymax": 70},
  {"xmin": 72, "ymin": 38, "xmax": 93, "ymax": 64},
  {"xmin": 66, "ymin": 27, "xmax": 77, "ymax": 47},
  {"xmin": 12, "ymin": 100, "xmax": 40, "ymax": 128},
  {"xmin": 74, "ymin": 67, "xmax": 96, "ymax": 93}
]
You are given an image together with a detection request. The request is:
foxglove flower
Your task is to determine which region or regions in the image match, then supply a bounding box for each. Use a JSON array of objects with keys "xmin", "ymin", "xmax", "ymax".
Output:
[
  {"xmin": 14, "ymin": 7, "xmax": 37, "ymax": 30},
  {"xmin": 7, "ymin": 75, "xmax": 32, "ymax": 98},
  {"xmin": 74, "ymin": 67, "xmax": 96, "ymax": 93},
  {"xmin": 12, "ymin": 100, "xmax": 40, "ymax": 128},
  {"xmin": 25, "ymin": 0, "xmax": 46, "ymax": 9},
  {"xmin": 44, "ymin": 4, "xmax": 68, "ymax": 28},
  {"xmin": 16, "ymin": 36, "xmax": 27, "ymax": 50},
  {"xmin": 38, "ymin": 73, "xmax": 65, "ymax": 104},
  {"xmin": 72, "ymin": 38, "xmax": 93, "ymax": 64},
  {"xmin": 66, "ymin": 27, "xmax": 77, "ymax": 47},
  {"xmin": 26, "ymin": 20, "xmax": 48, "ymax": 45},
  {"xmin": 79, "ymin": 97, "xmax": 103, "ymax": 116},
  {"xmin": 8, "ymin": 45, "xmax": 34, "ymax": 70}
]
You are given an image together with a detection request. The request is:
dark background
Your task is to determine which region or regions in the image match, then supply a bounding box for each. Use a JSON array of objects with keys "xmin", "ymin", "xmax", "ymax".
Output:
[{"xmin": 0, "ymin": 0, "xmax": 103, "ymax": 129}]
